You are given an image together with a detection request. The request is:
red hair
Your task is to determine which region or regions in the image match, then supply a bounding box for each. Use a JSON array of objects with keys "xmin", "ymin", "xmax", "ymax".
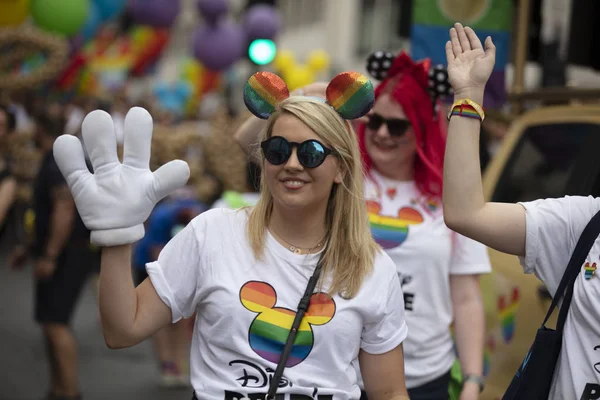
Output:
[{"xmin": 359, "ymin": 52, "xmax": 447, "ymax": 197}]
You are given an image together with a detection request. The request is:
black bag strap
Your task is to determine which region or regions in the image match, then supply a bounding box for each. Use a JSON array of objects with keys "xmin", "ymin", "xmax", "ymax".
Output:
[
  {"xmin": 542, "ymin": 209, "xmax": 600, "ymax": 332},
  {"xmin": 266, "ymin": 252, "xmax": 325, "ymax": 399}
]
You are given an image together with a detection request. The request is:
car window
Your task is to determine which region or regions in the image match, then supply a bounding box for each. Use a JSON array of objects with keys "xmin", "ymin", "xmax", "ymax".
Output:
[{"xmin": 492, "ymin": 123, "xmax": 600, "ymax": 203}]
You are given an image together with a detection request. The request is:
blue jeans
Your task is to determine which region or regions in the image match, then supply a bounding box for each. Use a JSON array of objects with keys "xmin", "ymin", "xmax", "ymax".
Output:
[{"xmin": 360, "ymin": 370, "xmax": 451, "ymax": 400}]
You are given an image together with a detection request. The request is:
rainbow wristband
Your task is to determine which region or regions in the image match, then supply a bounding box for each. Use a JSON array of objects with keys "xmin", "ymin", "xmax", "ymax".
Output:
[
  {"xmin": 449, "ymin": 104, "xmax": 481, "ymax": 120},
  {"xmin": 447, "ymin": 98, "xmax": 485, "ymax": 122}
]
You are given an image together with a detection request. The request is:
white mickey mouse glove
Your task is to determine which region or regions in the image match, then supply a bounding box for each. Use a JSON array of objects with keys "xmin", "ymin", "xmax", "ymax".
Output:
[{"xmin": 53, "ymin": 107, "xmax": 190, "ymax": 247}]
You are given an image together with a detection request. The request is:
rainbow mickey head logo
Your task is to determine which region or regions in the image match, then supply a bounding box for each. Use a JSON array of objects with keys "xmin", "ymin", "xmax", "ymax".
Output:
[
  {"xmin": 367, "ymin": 201, "xmax": 424, "ymax": 249},
  {"xmin": 240, "ymin": 281, "xmax": 336, "ymax": 367},
  {"xmin": 498, "ymin": 287, "xmax": 520, "ymax": 344},
  {"xmin": 584, "ymin": 262, "xmax": 597, "ymax": 280}
]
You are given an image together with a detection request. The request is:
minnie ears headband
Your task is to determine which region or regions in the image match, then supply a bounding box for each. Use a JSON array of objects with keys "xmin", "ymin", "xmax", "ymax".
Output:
[
  {"xmin": 243, "ymin": 71, "xmax": 375, "ymax": 120},
  {"xmin": 366, "ymin": 50, "xmax": 453, "ymax": 99}
]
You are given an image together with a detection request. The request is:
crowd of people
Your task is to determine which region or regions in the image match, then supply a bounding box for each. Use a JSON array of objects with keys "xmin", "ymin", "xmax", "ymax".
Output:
[{"xmin": 1, "ymin": 22, "xmax": 596, "ymax": 400}]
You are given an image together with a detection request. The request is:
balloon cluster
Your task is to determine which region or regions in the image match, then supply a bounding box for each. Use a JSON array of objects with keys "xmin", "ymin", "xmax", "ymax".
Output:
[
  {"xmin": 1, "ymin": 0, "xmax": 180, "ymax": 40},
  {"xmin": 273, "ymin": 49, "xmax": 330, "ymax": 91},
  {"xmin": 193, "ymin": 0, "xmax": 281, "ymax": 71},
  {"xmin": 28, "ymin": 0, "xmax": 128, "ymax": 37}
]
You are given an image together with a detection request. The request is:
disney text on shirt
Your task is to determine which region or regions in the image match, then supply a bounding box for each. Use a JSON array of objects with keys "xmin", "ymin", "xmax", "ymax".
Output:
[
  {"xmin": 225, "ymin": 359, "xmax": 333, "ymax": 399},
  {"xmin": 399, "ymin": 274, "xmax": 414, "ymax": 311},
  {"xmin": 580, "ymin": 345, "xmax": 600, "ymax": 400}
]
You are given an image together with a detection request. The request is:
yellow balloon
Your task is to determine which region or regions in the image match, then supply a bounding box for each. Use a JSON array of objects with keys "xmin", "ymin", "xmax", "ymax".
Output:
[
  {"xmin": 0, "ymin": 0, "xmax": 30, "ymax": 27},
  {"xmin": 274, "ymin": 49, "xmax": 295, "ymax": 73},
  {"xmin": 307, "ymin": 49, "xmax": 330, "ymax": 72},
  {"xmin": 285, "ymin": 66, "xmax": 315, "ymax": 91}
]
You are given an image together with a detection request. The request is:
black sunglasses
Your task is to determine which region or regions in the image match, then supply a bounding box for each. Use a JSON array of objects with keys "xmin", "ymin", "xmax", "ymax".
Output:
[
  {"xmin": 261, "ymin": 136, "xmax": 333, "ymax": 168},
  {"xmin": 366, "ymin": 113, "xmax": 412, "ymax": 137}
]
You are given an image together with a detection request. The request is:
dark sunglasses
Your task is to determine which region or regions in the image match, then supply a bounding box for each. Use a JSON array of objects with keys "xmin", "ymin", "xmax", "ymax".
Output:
[
  {"xmin": 261, "ymin": 136, "xmax": 333, "ymax": 168},
  {"xmin": 366, "ymin": 113, "xmax": 412, "ymax": 137}
]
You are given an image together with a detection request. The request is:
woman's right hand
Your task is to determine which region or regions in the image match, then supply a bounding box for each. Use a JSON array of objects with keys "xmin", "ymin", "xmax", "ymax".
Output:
[{"xmin": 53, "ymin": 108, "xmax": 190, "ymax": 247}]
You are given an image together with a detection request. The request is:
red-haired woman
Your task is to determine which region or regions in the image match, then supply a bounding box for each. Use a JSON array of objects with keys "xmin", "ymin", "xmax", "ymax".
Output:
[{"xmin": 351, "ymin": 51, "xmax": 490, "ymax": 400}]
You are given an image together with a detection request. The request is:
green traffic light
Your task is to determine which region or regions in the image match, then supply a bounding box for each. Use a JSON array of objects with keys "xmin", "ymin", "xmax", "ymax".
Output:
[{"xmin": 249, "ymin": 39, "xmax": 277, "ymax": 65}]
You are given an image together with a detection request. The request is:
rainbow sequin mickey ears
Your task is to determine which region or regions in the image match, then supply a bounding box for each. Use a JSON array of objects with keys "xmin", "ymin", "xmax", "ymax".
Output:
[{"xmin": 243, "ymin": 71, "xmax": 375, "ymax": 120}]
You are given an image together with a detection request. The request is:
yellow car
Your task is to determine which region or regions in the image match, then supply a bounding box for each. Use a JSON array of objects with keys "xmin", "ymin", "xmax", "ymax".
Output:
[{"xmin": 479, "ymin": 105, "xmax": 600, "ymax": 399}]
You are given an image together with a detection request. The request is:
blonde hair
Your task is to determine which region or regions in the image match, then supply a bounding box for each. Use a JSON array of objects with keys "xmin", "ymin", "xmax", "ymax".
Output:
[{"xmin": 246, "ymin": 97, "xmax": 379, "ymax": 298}]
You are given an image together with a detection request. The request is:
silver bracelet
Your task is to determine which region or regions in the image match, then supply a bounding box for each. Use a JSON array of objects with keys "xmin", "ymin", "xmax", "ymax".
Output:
[{"xmin": 463, "ymin": 374, "xmax": 485, "ymax": 392}]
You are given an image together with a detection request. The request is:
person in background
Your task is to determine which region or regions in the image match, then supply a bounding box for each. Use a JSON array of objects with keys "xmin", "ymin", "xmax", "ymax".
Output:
[
  {"xmin": 9, "ymin": 109, "xmax": 99, "ymax": 400},
  {"xmin": 0, "ymin": 105, "xmax": 17, "ymax": 237},
  {"xmin": 211, "ymin": 161, "xmax": 261, "ymax": 209},
  {"xmin": 132, "ymin": 187, "xmax": 208, "ymax": 387}
]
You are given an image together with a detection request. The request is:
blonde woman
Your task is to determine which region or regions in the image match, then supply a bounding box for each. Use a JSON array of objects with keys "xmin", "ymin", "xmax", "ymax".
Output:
[{"xmin": 51, "ymin": 72, "xmax": 410, "ymax": 399}]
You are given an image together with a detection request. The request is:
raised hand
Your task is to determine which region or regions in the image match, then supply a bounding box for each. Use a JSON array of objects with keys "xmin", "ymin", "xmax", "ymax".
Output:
[
  {"xmin": 53, "ymin": 107, "xmax": 190, "ymax": 247},
  {"xmin": 446, "ymin": 23, "xmax": 496, "ymax": 97}
]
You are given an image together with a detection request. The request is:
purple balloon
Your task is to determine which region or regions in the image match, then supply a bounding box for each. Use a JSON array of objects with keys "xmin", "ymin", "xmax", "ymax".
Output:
[
  {"xmin": 244, "ymin": 4, "xmax": 281, "ymax": 40},
  {"xmin": 130, "ymin": 0, "xmax": 181, "ymax": 28},
  {"xmin": 193, "ymin": 22, "xmax": 246, "ymax": 70},
  {"xmin": 197, "ymin": 0, "xmax": 229, "ymax": 25}
]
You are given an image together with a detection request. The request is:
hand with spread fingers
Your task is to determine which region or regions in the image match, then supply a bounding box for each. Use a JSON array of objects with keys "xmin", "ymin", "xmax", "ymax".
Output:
[
  {"xmin": 52, "ymin": 107, "xmax": 190, "ymax": 247},
  {"xmin": 446, "ymin": 22, "xmax": 496, "ymax": 97}
]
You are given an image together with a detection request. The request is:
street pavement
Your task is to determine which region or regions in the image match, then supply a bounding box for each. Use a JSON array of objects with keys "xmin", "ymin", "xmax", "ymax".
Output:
[{"xmin": 0, "ymin": 247, "xmax": 192, "ymax": 400}]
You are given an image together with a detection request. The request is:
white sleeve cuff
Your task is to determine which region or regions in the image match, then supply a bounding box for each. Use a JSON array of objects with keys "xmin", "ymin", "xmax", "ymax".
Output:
[
  {"xmin": 360, "ymin": 321, "xmax": 408, "ymax": 355},
  {"xmin": 517, "ymin": 202, "xmax": 538, "ymax": 274},
  {"xmin": 145, "ymin": 260, "xmax": 185, "ymax": 323}
]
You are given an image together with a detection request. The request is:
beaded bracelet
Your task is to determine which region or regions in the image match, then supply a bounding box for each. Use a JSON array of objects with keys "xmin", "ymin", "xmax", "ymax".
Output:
[{"xmin": 447, "ymin": 98, "xmax": 485, "ymax": 123}]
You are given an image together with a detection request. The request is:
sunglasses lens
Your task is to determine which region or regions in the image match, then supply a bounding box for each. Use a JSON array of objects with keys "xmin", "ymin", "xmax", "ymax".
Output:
[
  {"xmin": 298, "ymin": 140, "xmax": 327, "ymax": 168},
  {"xmin": 387, "ymin": 119, "xmax": 411, "ymax": 136},
  {"xmin": 366, "ymin": 115, "xmax": 383, "ymax": 130},
  {"xmin": 263, "ymin": 137, "xmax": 290, "ymax": 165}
]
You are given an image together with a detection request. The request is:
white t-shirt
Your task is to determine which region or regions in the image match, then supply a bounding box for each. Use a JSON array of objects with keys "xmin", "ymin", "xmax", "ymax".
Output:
[
  {"xmin": 360, "ymin": 171, "xmax": 491, "ymax": 388},
  {"xmin": 519, "ymin": 195, "xmax": 600, "ymax": 399},
  {"xmin": 146, "ymin": 208, "xmax": 408, "ymax": 399}
]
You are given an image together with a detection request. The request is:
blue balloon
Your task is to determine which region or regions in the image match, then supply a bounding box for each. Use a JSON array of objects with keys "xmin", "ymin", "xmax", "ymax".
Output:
[
  {"xmin": 80, "ymin": 1, "xmax": 102, "ymax": 41},
  {"xmin": 94, "ymin": 0, "xmax": 127, "ymax": 21}
]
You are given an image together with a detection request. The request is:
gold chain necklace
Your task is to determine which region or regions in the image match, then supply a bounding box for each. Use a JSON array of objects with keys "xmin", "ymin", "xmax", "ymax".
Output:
[{"xmin": 270, "ymin": 229, "xmax": 325, "ymax": 255}]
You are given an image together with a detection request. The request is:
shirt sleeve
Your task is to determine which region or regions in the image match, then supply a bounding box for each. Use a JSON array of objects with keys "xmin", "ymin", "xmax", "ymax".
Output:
[
  {"xmin": 518, "ymin": 195, "xmax": 600, "ymax": 295},
  {"xmin": 360, "ymin": 254, "xmax": 408, "ymax": 354},
  {"xmin": 145, "ymin": 214, "xmax": 208, "ymax": 323},
  {"xmin": 449, "ymin": 232, "xmax": 492, "ymax": 275}
]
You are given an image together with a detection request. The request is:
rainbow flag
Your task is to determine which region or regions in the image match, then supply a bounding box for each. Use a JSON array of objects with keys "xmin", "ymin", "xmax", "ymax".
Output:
[{"xmin": 410, "ymin": 0, "xmax": 513, "ymax": 108}]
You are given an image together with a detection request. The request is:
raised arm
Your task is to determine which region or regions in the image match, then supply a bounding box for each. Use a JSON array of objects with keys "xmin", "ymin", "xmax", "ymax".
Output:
[
  {"xmin": 233, "ymin": 115, "xmax": 267, "ymax": 156},
  {"xmin": 443, "ymin": 23, "xmax": 526, "ymax": 257},
  {"xmin": 53, "ymin": 107, "xmax": 190, "ymax": 349},
  {"xmin": 100, "ymin": 244, "xmax": 171, "ymax": 348}
]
